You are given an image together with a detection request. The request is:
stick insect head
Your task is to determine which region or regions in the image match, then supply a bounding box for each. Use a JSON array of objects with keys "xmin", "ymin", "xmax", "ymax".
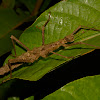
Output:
[{"xmin": 64, "ymin": 33, "xmax": 74, "ymax": 43}]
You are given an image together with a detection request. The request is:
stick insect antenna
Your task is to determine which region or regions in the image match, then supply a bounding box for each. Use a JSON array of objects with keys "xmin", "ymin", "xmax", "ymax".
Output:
[
  {"xmin": 74, "ymin": 23, "xmax": 100, "ymax": 41},
  {"xmin": 42, "ymin": 12, "xmax": 51, "ymax": 45},
  {"xmin": 72, "ymin": 25, "xmax": 100, "ymax": 36}
]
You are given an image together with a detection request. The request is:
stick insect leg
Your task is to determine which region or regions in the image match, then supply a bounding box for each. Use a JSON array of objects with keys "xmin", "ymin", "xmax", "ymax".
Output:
[
  {"xmin": 63, "ymin": 41, "xmax": 99, "ymax": 48},
  {"xmin": 42, "ymin": 12, "xmax": 51, "ymax": 45},
  {"xmin": 81, "ymin": 26, "xmax": 100, "ymax": 32},
  {"xmin": 78, "ymin": 26, "xmax": 100, "ymax": 47},
  {"xmin": 9, "ymin": 35, "xmax": 31, "ymax": 78},
  {"xmin": 1, "ymin": 77, "xmax": 10, "ymax": 85},
  {"xmin": 0, "ymin": 60, "xmax": 12, "ymax": 84},
  {"xmin": 51, "ymin": 51, "xmax": 73, "ymax": 59},
  {"xmin": 10, "ymin": 35, "xmax": 31, "ymax": 56},
  {"xmin": 79, "ymin": 42, "xmax": 100, "ymax": 49},
  {"xmin": 63, "ymin": 41, "xmax": 100, "ymax": 52},
  {"xmin": 8, "ymin": 60, "xmax": 12, "ymax": 78},
  {"xmin": 11, "ymin": 37, "xmax": 17, "ymax": 57},
  {"xmin": 68, "ymin": 25, "xmax": 100, "ymax": 49},
  {"xmin": 72, "ymin": 25, "xmax": 100, "ymax": 35}
]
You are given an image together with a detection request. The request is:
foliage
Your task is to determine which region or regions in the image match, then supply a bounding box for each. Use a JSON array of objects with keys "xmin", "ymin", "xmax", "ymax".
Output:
[{"xmin": 0, "ymin": 0, "xmax": 100, "ymax": 99}]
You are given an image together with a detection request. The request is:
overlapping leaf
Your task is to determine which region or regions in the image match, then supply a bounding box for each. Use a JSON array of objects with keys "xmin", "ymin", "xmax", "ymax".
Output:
[{"xmin": 42, "ymin": 75, "xmax": 100, "ymax": 100}]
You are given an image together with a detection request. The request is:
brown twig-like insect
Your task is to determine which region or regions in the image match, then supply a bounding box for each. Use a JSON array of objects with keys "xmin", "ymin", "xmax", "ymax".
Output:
[{"xmin": 0, "ymin": 12, "xmax": 100, "ymax": 83}]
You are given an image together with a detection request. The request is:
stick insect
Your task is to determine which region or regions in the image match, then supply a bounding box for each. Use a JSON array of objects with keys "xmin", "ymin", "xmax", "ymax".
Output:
[{"xmin": 0, "ymin": 12, "xmax": 100, "ymax": 83}]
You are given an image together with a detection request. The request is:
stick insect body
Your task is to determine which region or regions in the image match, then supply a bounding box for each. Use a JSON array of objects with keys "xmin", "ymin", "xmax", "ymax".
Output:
[{"xmin": 0, "ymin": 13, "xmax": 100, "ymax": 82}]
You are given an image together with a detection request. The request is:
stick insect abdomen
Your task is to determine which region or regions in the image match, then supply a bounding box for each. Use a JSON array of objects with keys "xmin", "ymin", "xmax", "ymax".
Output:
[{"xmin": 9, "ymin": 51, "xmax": 39, "ymax": 64}]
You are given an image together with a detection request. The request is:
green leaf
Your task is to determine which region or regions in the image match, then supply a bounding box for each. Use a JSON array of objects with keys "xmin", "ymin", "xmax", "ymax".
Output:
[
  {"xmin": 39, "ymin": 0, "xmax": 52, "ymax": 13},
  {"xmin": 0, "ymin": 0, "xmax": 15, "ymax": 8},
  {"xmin": 24, "ymin": 96, "xmax": 34, "ymax": 100},
  {"xmin": 0, "ymin": 78, "xmax": 34, "ymax": 100},
  {"xmin": 42, "ymin": 75, "xmax": 100, "ymax": 100},
  {"xmin": 18, "ymin": 0, "xmax": 37, "ymax": 13},
  {"xmin": 0, "ymin": 8, "xmax": 29, "ymax": 56},
  {"xmin": 0, "ymin": 0, "xmax": 100, "ymax": 83},
  {"xmin": 68, "ymin": 0, "xmax": 100, "ymax": 11},
  {"xmin": 0, "ymin": 30, "xmax": 22, "ymax": 57},
  {"xmin": 7, "ymin": 96, "xmax": 34, "ymax": 100},
  {"xmin": 17, "ymin": 0, "xmax": 51, "ymax": 15},
  {"xmin": 0, "ymin": 79, "xmax": 17, "ymax": 100},
  {"xmin": 8, "ymin": 97, "xmax": 20, "ymax": 100}
]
